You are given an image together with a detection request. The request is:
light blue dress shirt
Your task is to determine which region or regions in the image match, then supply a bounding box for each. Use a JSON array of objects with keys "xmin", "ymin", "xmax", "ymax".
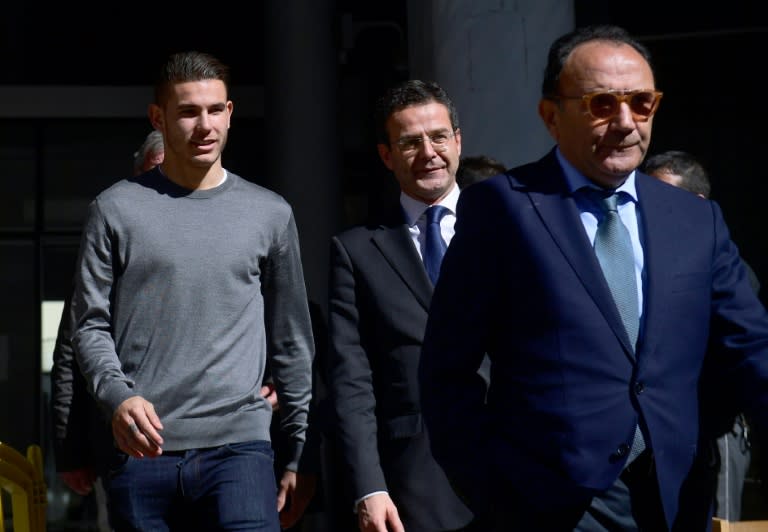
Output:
[{"xmin": 555, "ymin": 148, "xmax": 645, "ymax": 321}]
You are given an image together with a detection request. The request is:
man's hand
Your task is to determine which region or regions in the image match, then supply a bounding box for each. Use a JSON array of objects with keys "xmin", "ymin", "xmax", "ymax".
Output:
[
  {"xmin": 260, "ymin": 382, "xmax": 279, "ymax": 412},
  {"xmin": 60, "ymin": 468, "xmax": 97, "ymax": 495},
  {"xmin": 277, "ymin": 470, "xmax": 317, "ymax": 529},
  {"xmin": 112, "ymin": 396, "xmax": 164, "ymax": 458},
  {"xmin": 357, "ymin": 492, "xmax": 404, "ymax": 532}
]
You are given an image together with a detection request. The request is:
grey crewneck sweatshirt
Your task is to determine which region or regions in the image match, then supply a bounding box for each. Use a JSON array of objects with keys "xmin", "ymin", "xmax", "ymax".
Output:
[{"xmin": 71, "ymin": 168, "xmax": 314, "ymax": 469}]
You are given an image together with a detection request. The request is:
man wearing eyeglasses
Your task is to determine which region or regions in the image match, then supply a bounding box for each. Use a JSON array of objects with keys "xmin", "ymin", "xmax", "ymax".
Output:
[
  {"xmin": 419, "ymin": 24, "xmax": 768, "ymax": 531},
  {"xmin": 327, "ymin": 80, "xmax": 484, "ymax": 532}
]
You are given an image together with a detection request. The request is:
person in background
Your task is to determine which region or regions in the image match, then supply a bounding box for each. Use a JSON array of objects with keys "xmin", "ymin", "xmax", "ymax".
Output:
[
  {"xmin": 643, "ymin": 150, "xmax": 709, "ymax": 196},
  {"xmin": 644, "ymin": 149, "xmax": 758, "ymax": 521},
  {"xmin": 69, "ymin": 51, "xmax": 315, "ymax": 531},
  {"xmin": 419, "ymin": 24, "xmax": 768, "ymax": 531},
  {"xmin": 50, "ymin": 129, "xmax": 167, "ymax": 532},
  {"xmin": 51, "ymin": 298, "xmax": 112, "ymax": 532},
  {"xmin": 268, "ymin": 301, "xmax": 327, "ymax": 532},
  {"xmin": 455, "ymin": 154, "xmax": 506, "ymax": 189},
  {"xmin": 326, "ymin": 79, "xmax": 483, "ymax": 532},
  {"xmin": 132, "ymin": 130, "xmax": 165, "ymax": 176}
]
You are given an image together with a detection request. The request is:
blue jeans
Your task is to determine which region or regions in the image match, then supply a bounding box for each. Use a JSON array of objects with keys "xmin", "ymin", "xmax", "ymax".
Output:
[{"xmin": 104, "ymin": 440, "xmax": 279, "ymax": 531}]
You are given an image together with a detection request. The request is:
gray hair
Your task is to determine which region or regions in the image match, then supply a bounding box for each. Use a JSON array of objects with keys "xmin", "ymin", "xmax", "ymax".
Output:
[{"xmin": 133, "ymin": 130, "xmax": 164, "ymax": 175}]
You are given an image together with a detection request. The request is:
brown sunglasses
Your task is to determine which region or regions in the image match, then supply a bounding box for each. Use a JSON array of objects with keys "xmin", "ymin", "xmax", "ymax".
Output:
[{"xmin": 556, "ymin": 89, "xmax": 663, "ymax": 122}]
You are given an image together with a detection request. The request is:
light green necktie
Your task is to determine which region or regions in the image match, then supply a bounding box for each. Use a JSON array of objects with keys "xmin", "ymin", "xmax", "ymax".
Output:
[{"xmin": 592, "ymin": 191, "xmax": 645, "ymax": 463}]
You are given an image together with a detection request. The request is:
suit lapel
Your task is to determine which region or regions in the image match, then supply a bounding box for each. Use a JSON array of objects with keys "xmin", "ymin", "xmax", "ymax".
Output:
[
  {"xmin": 633, "ymin": 173, "xmax": 677, "ymax": 363},
  {"xmin": 371, "ymin": 218, "xmax": 433, "ymax": 311},
  {"xmin": 521, "ymin": 153, "xmax": 636, "ymax": 360}
]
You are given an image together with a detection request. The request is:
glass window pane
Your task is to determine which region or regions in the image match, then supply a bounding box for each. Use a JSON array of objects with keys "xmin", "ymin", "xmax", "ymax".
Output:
[
  {"xmin": 0, "ymin": 241, "xmax": 38, "ymax": 452},
  {"xmin": 0, "ymin": 121, "xmax": 37, "ymax": 231},
  {"xmin": 43, "ymin": 119, "xmax": 152, "ymax": 230}
]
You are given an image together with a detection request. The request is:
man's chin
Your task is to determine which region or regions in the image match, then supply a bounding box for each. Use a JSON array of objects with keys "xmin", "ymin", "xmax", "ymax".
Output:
[
  {"xmin": 189, "ymin": 153, "xmax": 219, "ymax": 166},
  {"xmin": 599, "ymin": 156, "xmax": 641, "ymax": 178},
  {"xmin": 417, "ymin": 170, "xmax": 450, "ymax": 185},
  {"xmin": 416, "ymin": 178, "xmax": 454, "ymax": 198}
]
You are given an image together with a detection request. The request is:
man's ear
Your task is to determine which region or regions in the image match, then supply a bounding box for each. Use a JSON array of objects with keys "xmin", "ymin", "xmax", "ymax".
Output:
[
  {"xmin": 538, "ymin": 98, "xmax": 559, "ymax": 141},
  {"xmin": 148, "ymin": 104, "xmax": 163, "ymax": 131},
  {"xmin": 377, "ymin": 143, "xmax": 394, "ymax": 171}
]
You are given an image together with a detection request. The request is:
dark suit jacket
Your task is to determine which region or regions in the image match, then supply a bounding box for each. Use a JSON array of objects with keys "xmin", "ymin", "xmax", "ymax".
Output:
[
  {"xmin": 327, "ymin": 204, "xmax": 475, "ymax": 531},
  {"xmin": 419, "ymin": 149, "xmax": 768, "ymax": 530},
  {"xmin": 50, "ymin": 294, "xmax": 113, "ymax": 475}
]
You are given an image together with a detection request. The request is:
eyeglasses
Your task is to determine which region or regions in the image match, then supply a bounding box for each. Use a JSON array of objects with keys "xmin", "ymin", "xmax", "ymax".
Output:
[
  {"xmin": 557, "ymin": 90, "xmax": 663, "ymax": 122},
  {"xmin": 394, "ymin": 131, "xmax": 456, "ymax": 155}
]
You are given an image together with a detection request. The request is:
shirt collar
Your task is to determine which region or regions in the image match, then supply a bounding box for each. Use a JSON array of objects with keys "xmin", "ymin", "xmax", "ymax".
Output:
[
  {"xmin": 555, "ymin": 147, "xmax": 638, "ymax": 202},
  {"xmin": 400, "ymin": 182, "xmax": 461, "ymax": 226}
]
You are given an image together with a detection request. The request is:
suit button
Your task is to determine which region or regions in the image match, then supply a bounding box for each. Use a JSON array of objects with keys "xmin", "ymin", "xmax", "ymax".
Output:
[
  {"xmin": 634, "ymin": 382, "xmax": 645, "ymax": 395},
  {"xmin": 616, "ymin": 443, "xmax": 630, "ymax": 457},
  {"xmin": 610, "ymin": 443, "xmax": 631, "ymax": 463}
]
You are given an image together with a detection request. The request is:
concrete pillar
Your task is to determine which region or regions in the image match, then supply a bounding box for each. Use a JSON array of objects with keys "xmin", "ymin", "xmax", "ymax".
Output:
[
  {"xmin": 264, "ymin": 1, "xmax": 342, "ymax": 315},
  {"xmin": 407, "ymin": 0, "xmax": 574, "ymax": 168}
]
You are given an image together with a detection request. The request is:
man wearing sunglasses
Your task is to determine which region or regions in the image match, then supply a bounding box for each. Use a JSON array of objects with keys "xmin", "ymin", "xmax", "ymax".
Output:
[{"xmin": 419, "ymin": 24, "xmax": 768, "ymax": 531}]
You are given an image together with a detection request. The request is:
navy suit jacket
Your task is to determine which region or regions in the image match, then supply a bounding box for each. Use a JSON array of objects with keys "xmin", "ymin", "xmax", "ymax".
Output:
[{"xmin": 419, "ymin": 149, "xmax": 768, "ymax": 528}]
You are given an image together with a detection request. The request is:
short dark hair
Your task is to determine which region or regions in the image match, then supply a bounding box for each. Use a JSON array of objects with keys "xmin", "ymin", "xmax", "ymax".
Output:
[
  {"xmin": 643, "ymin": 150, "xmax": 711, "ymax": 198},
  {"xmin": 154, "ymin": 51, "xmax": 230, "ymax": 106},
  {"xmin": 541, "ymin": 25, "xmax": 654, "ymax": 98},
  {"xmin": 456, "ymin": 155, "xmax": 506, "ymax": 189},
  {"xmin": 374, "ymin": 80, "xmax": 459, "ymax": 145}
]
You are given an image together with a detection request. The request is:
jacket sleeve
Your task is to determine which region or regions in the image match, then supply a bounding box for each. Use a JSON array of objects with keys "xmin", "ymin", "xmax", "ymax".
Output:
[
  {"xmin": 326, "ymin": 235, "xmax": 388, "ymax": 500},
  {"xmin": 50, "ymin": 295, "xmax": 89, "ymax": 471},
  {"xmin": 419, "ymin": 184, "xmax": 498, "ymax": 515},
  {"xmin": 51, "ymin": 293, "xmax": 114, "ymax": 473}
]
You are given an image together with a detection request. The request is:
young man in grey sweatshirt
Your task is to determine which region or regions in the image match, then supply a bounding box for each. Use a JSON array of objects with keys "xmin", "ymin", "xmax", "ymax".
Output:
[{"xmin": 70, "ymin": 51, "xmax": 315, "ymax": 531}]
